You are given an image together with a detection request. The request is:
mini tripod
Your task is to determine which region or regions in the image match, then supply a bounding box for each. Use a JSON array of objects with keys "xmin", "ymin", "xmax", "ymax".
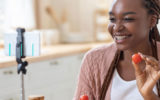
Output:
[{"xmin": 16, "ymin": 28, "xmax": 28, "ymax": 100}]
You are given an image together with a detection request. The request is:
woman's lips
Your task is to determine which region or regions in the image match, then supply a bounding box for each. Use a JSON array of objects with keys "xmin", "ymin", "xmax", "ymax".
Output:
[{"xmin": 113, "ymin": 35, "xmax": 132, "ymax": 43}]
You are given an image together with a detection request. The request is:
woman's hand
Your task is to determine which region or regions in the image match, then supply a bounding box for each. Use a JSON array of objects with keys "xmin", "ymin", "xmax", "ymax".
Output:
[{"xmin": 132, "ymin": 52, "xmax": 160, "ymax": 100}]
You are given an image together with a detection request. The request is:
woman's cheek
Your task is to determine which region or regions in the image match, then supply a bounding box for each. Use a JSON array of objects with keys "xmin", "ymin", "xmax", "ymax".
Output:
[{"xmin": 108, "ymin": 23, "xmax": 113, "ymax": 36}]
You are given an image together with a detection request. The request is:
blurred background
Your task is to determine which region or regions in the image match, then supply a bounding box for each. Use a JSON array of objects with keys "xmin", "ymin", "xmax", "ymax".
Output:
[
  {"xmin": 0, "ymin": 0, "xmax": 114, "ymax": 46},
  {"xmin": 0, "ymin": 0, "xmax": 159, "ymax": 100},
  {"xmin": 0, "ymin": 0, "xmax": 114, "ymax": 100}
]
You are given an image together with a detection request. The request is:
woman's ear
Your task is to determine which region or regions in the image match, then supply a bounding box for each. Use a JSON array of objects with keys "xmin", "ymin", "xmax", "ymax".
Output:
[{"xmin": 150, "ymin": 15, "xmax": 158, "ymax": 28}]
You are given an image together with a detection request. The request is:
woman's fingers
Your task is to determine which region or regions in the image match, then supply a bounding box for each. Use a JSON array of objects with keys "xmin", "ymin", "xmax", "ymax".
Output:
[
  {"xmin": 133, "ymin": 52, "xmax": 159, "ymax": 77},
  {"xmin": 132, "ymin": 61, "xmax": 143, "ymax": 76},
  {"xmin": 146, "ymin": 58, "xmax": 159, "ymax": 70},
  {"xmin": 138, "ymin": 52, "xmax": 159, "ymax": 70}
]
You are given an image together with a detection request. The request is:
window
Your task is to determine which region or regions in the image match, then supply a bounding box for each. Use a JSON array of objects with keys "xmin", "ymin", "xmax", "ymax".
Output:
[
  {"xmin": 0, "ymin": 0, "xmax": 5, "ymax": 39},
  {"xmin": 0, "ymin": 0, "xmax": 36, "ymax": 42}
]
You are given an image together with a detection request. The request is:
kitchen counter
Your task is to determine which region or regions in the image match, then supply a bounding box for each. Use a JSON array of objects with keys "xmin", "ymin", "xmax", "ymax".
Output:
[{"xmin": 0, "ymin": 42, "xmax": 112, "ymax": 68}]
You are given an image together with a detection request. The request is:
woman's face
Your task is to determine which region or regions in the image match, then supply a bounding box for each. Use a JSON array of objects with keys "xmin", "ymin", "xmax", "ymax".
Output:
[{"xmin": 108, "ymin": 0, "xmax": 152, "ymax": 51}]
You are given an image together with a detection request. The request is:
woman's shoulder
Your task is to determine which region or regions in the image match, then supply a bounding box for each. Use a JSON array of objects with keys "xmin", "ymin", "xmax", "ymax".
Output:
[
  {"xmin": 84, "ymin": 42, "xmax": 117, "ymax": 61},
  {"xmin": 88, "ymin": 42, "xmax": 116, "ymax": 54}
]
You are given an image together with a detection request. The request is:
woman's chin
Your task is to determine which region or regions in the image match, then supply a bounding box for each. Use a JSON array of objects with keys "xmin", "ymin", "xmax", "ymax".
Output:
[{"xmin": 115, "ymin": 43, "xmax": 129, "ymax": 51}]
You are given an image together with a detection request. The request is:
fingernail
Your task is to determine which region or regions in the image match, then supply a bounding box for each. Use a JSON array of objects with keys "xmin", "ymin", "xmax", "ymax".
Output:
[{"xmin": 138, "ymin": 52, "xmax": 142, "ymax": 55}]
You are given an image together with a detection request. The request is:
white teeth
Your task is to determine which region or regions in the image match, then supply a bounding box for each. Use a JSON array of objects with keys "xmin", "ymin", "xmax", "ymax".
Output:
[{"xmin": 115, "ymin": 36, "xmax": 128, "ymax": 40}]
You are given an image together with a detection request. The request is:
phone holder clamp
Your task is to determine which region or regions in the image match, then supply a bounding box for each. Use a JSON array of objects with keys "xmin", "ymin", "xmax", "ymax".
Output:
[{"xmin": 16, "ymin": 28, "xmax": 28, "ymax": 74}]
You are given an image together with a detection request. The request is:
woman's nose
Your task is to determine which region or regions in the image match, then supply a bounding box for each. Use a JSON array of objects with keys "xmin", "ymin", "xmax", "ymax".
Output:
[{"xmin": 113, "ymin": 23, "xmax": 124, "ymax": 32}]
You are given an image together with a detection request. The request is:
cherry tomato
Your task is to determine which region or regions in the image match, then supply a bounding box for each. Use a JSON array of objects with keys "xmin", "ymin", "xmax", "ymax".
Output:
[
  {"xmin": 132, "ymin": 53, "xmax": 142, "ymax": 64},
  {"xmin": 80, "ymin": 95, "xmax": 89, "ymax": 100}
]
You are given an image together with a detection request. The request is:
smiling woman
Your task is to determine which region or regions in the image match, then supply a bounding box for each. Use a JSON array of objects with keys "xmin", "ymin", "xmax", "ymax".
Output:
[
  {"xmin": 73, "ymin": 0, "xmax": 160, "ymax": 100},
  {"xmin": 108, "ymin": 0, "xmax": 158, "ymax": 51}
]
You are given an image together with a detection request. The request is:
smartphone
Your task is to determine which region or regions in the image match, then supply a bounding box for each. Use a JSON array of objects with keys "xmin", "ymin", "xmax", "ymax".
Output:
[{"xmin": 4, "ymin": 32, "xmax": 40, "ymax": 56}]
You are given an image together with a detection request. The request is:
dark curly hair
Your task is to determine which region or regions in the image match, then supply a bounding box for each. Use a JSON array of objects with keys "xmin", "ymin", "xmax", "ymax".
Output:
[
  {"xmin": 100, "ymin": 0, "xmax": 160, "ymax": 99},
  {"xmin": 143, "ymin": 0, "xmax": 160, "ymax": 97}
]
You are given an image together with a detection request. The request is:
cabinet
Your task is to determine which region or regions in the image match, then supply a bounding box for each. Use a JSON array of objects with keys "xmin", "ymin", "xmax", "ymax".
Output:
[
  {"xmin": 0, "ymin": 66, "xmax": 20, "ymax": 100},
  {"xmin": 94, "ymin": 7, "xmax": 112, "ymax": 42},
  {"xmin": 0, "ymin": 53, "xmax": 84, "ymax": 100}
]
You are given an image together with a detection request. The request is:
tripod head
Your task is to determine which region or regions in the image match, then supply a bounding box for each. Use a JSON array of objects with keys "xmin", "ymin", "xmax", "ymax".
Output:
[{"xmin": 16, "ymin": 28, "xmax": 28, "ymax": 74}]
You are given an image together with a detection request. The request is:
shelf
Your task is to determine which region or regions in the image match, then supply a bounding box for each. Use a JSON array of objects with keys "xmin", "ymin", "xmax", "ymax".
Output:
[{"xmin": 94, "ymin": 7, "xmax": 111, "ymax": 42}]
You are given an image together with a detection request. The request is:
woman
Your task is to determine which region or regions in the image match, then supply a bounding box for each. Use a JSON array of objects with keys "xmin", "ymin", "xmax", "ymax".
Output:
[{"xmin": 74, "ymin": 0, "xmax": 160, "ymax": 100}]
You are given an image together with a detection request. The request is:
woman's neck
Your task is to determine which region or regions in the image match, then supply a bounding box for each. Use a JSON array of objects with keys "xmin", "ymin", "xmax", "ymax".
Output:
[
  {"xmin": 117, "ymin": 40, "xmax": 152, "ymax": 81},
  {"xmin": 124, "ymin": 40, "xmax": 152, "ymax": 60}
]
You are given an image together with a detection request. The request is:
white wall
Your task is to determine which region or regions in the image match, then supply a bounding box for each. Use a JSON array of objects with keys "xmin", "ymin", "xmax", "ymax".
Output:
[{"xmin": 37, "ymin": 0, "xmax": 53, "ymax": 29}]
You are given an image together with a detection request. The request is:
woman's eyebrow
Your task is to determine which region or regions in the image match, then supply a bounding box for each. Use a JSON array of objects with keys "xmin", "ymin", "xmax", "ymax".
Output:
[
  {"xmin": 123, "ymin": 12, "xmax": 136, "ymax": 16},
  {"xmin": 109, "ymin": 11, "xmax": 136, "ymax": 15}
]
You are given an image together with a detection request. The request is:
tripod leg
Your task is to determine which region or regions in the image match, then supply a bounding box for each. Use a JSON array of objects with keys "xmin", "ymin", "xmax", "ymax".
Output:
[{"xmin": 20, "ymin": 73, "xmax": 25, "ymax": 100}]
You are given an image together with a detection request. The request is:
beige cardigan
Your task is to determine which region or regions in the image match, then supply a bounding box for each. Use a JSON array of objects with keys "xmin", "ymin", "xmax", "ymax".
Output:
[{"xmin": 73, "ymin": 42, "xmax": 160, "ymax": 100}]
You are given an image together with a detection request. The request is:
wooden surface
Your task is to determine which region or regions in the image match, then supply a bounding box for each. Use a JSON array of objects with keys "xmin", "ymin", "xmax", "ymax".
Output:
[
  {"xmin": 28, "ymin": 95, "xmax": 44, "ymax": 100},
  {"xmin": 0, "ymin": 42, "xmax": 112, "ymax": 68}
]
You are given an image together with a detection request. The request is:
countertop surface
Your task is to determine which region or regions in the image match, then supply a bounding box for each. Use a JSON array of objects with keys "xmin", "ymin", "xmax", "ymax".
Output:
[{"xmin": 0, "ymin": 42, "xmax": 112, "ymax": 68}]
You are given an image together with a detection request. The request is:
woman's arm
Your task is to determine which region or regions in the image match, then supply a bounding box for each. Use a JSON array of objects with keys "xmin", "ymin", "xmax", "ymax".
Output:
[
  {"xmin": 143, "ymin": 92, "xmax": 160, "ymax": 100},
  {"xmin": 73, "ymin": 54, "xmax": 95, "ymax": 100}
]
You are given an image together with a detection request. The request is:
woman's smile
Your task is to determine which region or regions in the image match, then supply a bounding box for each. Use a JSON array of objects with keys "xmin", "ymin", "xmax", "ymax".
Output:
[{"xmin": 113, "ymin": 34, "xmax": 132, "ymax": 44}]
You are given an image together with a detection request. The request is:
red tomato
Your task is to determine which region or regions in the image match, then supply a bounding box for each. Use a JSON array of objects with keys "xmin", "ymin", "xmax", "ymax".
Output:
[
  {"xmin": 80, "ymin": 95, "xmax": 89, "ymax": 100},
  {"xmin": 132, "ymin": 53, "xmax": 142, "ymax": 64}
]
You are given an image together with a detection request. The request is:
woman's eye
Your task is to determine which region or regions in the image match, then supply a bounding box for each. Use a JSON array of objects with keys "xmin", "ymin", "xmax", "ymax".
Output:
[
  {"xmin": 124, "ymin": 18, "xmax": 135, "ymax": 22},
  {"xmin": 109, "ymin": 18, "xmax": 116, "ymax": 22}
]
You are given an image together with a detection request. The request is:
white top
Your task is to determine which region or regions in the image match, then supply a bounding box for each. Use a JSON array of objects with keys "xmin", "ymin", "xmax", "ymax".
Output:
[{"xmin": 111, "ymin": 69, "xmax": 157, "ymax": 100}]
